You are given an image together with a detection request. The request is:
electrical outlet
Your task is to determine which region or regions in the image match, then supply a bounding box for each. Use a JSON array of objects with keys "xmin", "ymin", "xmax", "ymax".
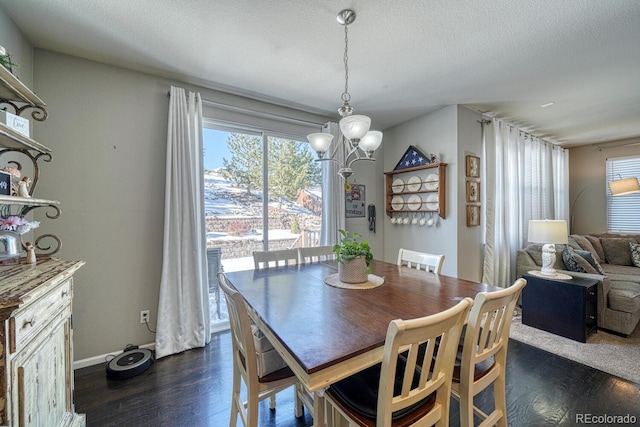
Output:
[{"xmin": 140, "ymin": 310, "xmax": 150, "ymax": 324}]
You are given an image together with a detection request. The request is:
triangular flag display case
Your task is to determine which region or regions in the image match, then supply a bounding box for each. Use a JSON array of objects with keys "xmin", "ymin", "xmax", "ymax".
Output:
[
  {"xmin": 385, "ymin": 147, "xmax": 447, "ymax": 219},
  {"xmin": 393, "ymin": 145, "xmax": 433, "ymax": 171}
]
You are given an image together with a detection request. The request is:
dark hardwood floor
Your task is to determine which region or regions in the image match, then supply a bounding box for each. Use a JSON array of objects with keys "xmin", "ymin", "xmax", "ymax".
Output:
[{"xmin": 75, "ymin": 331, "xmax": 640, "ymax": 426}]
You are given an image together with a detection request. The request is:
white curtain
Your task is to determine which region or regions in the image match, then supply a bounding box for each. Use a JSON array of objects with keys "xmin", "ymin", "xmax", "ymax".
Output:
[
  {"xmin": 155, "ymin": 86, "xmax": 210, "ymax": 359},
  {"xmin": 483, "ymin": 118, "xmax": 569, "ymax": 287},
  {"xmin": 320, "ymin": 122, "xmax": 345, "ymax": 246}
]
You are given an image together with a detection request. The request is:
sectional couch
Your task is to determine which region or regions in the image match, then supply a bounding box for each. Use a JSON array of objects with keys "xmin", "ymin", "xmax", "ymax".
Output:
[{"xmin": 516, "ymin": 233, "xmax": 640, "ymax": 336}]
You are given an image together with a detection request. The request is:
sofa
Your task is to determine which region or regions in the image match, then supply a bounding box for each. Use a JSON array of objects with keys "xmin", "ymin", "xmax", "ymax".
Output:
[{"xmin": 516, "ymin": 233, "xmax": 640, "ymax": 336}]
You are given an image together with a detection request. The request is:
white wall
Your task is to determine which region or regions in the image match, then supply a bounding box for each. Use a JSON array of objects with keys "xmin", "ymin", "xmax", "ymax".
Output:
[{"xmin": 569, "ymin": 141, "xmax": 640, "ymax": 234}]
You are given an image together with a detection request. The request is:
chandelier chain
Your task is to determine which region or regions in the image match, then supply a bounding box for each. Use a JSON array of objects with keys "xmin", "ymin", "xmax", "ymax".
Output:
[{"xmin": 341, "ymin": 23, "xmax": 350, "ymax": 103}]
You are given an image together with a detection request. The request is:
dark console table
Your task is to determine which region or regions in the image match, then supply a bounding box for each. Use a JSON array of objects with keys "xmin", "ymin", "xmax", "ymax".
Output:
[{"xmin": 522, "ymin": 273, "xmax": 598, "ymax": 342}]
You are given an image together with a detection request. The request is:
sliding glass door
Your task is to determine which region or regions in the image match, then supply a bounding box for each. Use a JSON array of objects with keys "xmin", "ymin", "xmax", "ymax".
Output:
[{"xmin": 203, "ymin": 127, "xmax": 322, "ymax": 331}]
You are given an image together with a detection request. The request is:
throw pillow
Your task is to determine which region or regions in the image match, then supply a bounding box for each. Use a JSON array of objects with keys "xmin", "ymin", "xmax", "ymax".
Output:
[
  {"xmin": 585, "ymin": 235, "xmax": 606, "ymax": 263},
  {"xmin": 562, "ymin": 247, "xmax": 597, "ymax": 274},
  {"xmin": 574, "ymin": 249, "xmax": 606, "ymax": 275},
  {"xmin": 569, "ymin": 235, "xmax": 602, "ymax": 263},
  {"xmin": 600, "ymin": 238, "xmax": 635, "ymax": 266},
  {"xmin": 631, "ymin": 242, "xmax": 640, "ymax": 268}
]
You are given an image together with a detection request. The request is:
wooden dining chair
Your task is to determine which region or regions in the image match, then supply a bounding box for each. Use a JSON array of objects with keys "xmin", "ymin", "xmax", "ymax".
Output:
[
  {"xmin": 253, "ymin": 249, "xmax": 298, "ymax": 269},
  {"xmin": 324, "ymin": 297, "xmax": 473, "ymax": 427},
  {"xmin": 451, "ymin": 278, "xmax": 527, "ymax": 427},
  {"xmin": 397, "ymin": 248, "xmax": 445, "ymax": 273},
  {"xmin": 218, "ymin": 272, "xmax": 312, "ymax": 427},
  {"xmin": 298, "ymin": 245, "xmax": 336, "ymax": 264}
]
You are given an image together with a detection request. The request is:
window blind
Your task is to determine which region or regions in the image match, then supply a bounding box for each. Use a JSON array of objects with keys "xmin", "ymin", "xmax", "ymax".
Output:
[{"xmin": 606, "ymin": 156, "xmax": 640, "ymax": 233}]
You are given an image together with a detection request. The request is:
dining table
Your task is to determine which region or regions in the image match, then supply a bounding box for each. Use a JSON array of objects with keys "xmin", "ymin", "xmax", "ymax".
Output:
[{"xmin": 224, "ymin": 259, "xmax": 501, "ymax": 426}]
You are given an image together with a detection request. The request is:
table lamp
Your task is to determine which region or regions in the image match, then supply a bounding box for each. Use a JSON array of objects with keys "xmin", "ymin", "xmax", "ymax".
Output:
[{"xmin": 528, "ymin": 220, "xmax": 568, "ymax": 278}]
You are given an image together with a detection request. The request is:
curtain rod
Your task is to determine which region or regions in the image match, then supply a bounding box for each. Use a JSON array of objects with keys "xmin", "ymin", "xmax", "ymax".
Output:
[{"xmin": 166, "ymin": 90, "xmax": 325, "ymax": 128}]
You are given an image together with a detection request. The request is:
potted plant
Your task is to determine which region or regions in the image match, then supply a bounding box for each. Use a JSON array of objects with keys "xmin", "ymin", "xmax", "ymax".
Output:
[{"xmin": 333, "ymin": 229, "xmax": 373, "ymax": 283}]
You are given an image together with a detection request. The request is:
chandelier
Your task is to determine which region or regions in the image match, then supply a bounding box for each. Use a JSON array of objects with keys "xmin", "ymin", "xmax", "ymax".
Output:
[{"xmin": 306, "ymin": 9, "xmax": 383, "ymax": 180}]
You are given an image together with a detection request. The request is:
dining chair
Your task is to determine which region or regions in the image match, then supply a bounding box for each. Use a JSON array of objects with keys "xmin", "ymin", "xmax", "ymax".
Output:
[
  {"xmin": 397, "ymin": 248, "xmax": 445, "ymax": 273},
  {"xmin": 451, "ymin": 278, "xmax": 527, "ymax": 427},
  {"xmin": 253, "ymin": 249, "xmax": 299, "ymax": 269},
  {"xmin": 298, "ymin": 245, "xmax": 336, "ymax": 264},
  {"xmin": 323, "ymin": 297, "xmax": 473, "ymax": 427},
  {"xmin": 218, "ymin": 272, "xmax": 312, "ymax": 427}
]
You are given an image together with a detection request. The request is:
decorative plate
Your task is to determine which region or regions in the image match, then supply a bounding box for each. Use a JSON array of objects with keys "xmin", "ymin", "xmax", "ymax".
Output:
[
  {"xmin": 391, "ymin": 178, "xmax": 405, "ymax": 193},
  {"xmin": 407, "ymin": 195, "xmax": 422, "ymax": 211},
  {"xmin": 424, "ymin": 173, "xmax": 439, "ymax": 191},
  {"xmin": 391, "ymin": 195, "xmax": 404, "ymax": 211},
  {"xmin": 406, "ymin": 176, "xmax": 422, "ymax": 192},
  {"xmin": 425, "ymin": 193, "xmax": 439, "ymax": 211}
]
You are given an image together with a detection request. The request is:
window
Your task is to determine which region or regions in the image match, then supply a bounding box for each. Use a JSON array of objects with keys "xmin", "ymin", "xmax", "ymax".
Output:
[{"xmin": 606, "ymin": 156, "xmax": 640, "ymax": 233}]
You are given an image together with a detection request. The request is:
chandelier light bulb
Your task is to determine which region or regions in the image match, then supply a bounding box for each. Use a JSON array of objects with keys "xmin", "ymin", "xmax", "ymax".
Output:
[
  {"xmin": 358, "ymin": 131, "xmax": 383, "ymax": 156},
  {"xmin": 339, "ymin": 115, "xmax": 371, "ymax": 142},
  {"xmin": 306, "ymin": 133, "xmax": 333, "ymax": 158}
]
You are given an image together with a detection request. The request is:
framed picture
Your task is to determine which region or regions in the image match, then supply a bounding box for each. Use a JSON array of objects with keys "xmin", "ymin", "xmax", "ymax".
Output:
[
  {"xmin": 466, "ymin": 180, "xmax": 480, "ymax": 203},
  {"xmin": 466, "ymin": 155, "xmax": 480, "ymax": 178},
  {"xmin": 345, "ymin": 183, "xmax": 366, "ymax": 218},
  {"xmin": 467, "ymin": 205, "xmax": 480, "ymax": 227}
]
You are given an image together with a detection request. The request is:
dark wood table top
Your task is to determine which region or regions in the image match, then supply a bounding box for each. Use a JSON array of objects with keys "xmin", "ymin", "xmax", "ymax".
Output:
[{"xmin": 225, "ymin": 259, "xmax": 499, "ymax": 391}]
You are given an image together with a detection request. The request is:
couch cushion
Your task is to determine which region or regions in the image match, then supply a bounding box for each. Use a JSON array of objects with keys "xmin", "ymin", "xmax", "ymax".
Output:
[
  {"xmin": 562, "ymin": 247, "xmax": 597, "ymax": 274},
  {"xmin": 608, "ymin": 281, "xmax": 640, "ymax": 313},
  {"xmin": 600, "ymin": 238, "xmax": 636, "ymax": 266},
  {"xmin": 569, "ymin": 235, "xmax": 602, "ymax": 264},
  {"xmin": 631, "ymin": 242, "xmax": 640, "ymax": 268},
  {"xmin": 585, "ymin": 235, "xmax": 606, "ymax": 262}
]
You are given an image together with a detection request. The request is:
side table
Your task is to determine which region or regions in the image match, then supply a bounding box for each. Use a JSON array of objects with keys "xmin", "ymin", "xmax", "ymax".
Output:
[{"xmin": 522, "ymin": 273, "xmax": 598, "ymax": 342}]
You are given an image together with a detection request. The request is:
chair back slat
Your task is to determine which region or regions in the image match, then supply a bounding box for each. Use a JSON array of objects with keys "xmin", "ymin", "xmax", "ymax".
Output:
[
  {"xmin": 397, "ymin": 248, "xmax": 445, "ymax": 274},
  {"xmin": 298, "ymin": 245, "xmax": 336, "ymax": 264},
  {"xmin": 253, "ymin": 249, "xmax": 299, "ymax": 269}
]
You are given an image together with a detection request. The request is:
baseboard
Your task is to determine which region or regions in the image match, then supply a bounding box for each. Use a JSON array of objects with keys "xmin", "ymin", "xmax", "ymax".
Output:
[{"xmin": 73, "ymin": 342, "xmax": 156, "ymax": 370}]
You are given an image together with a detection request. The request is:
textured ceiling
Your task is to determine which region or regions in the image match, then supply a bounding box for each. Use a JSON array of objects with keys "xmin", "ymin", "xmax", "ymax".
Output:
[{"xmin": 1, "ymin": 0, "xmax": 639, "ymax": 147}]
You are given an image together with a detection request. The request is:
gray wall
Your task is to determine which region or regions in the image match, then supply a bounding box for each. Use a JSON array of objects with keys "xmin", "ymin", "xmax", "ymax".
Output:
[
  {"xmin": 0, "ymin": 10, "xmax": 33, "ymax": 86},
  {"xmin": 380, "ymin": 105, "xmax": 483, "ymax": 280},
  {"xmin": 15, "ymin": 44, "xmax": 328, "ymax": 361},
  {"xmin": 0, "ymin": 7, "xmax": 485, "ymax": 363},
  {"xmin": 569, "ymin": 141, "xmax": 640, "ymax": 234}
]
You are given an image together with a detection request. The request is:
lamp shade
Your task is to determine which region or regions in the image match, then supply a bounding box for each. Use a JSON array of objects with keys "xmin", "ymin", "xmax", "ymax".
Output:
[
  {"xmin": 306, "ymin": 133, "xmax": 333, "ymax": 155},
  {"xmin": 528, "ymin": 220, "xmax": 568, "ymax": 244},
  {"xmin": 358, "ymin": 130, "xmax": 383, "ymax": 154},
  {"xmin": 339, "ymin": 115, "xmax": 371, "ymax": 141},
  {"xmin": 609, "ymin": 177, "xmax": 640, "ymax": 196}
]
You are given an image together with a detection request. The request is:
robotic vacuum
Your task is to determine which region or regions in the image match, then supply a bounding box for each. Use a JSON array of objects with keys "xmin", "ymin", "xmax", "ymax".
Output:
[{"xmin": 106, "ymin": 348, "xmax": 154, "ymax": 380}]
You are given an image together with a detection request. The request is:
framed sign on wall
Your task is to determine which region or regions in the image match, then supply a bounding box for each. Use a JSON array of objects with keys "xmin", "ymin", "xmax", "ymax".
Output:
[{"xmin": 345, "ymin": 183, "xmax": 366, "ymax": 218}]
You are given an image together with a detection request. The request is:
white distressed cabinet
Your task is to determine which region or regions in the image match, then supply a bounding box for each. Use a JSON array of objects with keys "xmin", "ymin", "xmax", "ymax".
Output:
[{"xmin": 0, "ymin": 65, "xmax": 85, "ymax": 426}]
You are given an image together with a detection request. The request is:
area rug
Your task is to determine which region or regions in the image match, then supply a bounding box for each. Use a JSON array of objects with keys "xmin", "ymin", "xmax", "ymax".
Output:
[{"xmin": 509, "ymin": 313, "xmax": 640, "ymax": 384}]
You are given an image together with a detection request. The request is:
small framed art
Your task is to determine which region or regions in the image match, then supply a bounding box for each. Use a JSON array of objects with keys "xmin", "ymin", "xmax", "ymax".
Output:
[
  {"xmin": 466, "ymin": 155, "xmax": 480, "ymax": 178},
  {"xmin": 467, "ymin": 205, "xmax": 480, "ymax": 227},
  {"xmin": 466, "ymin": 180, "xmax": 480, "ymax": 203}
]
